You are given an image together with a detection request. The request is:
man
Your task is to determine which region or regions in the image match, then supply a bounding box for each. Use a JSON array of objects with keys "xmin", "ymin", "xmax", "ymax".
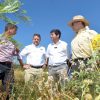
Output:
[
  {"xmin": 46, "ymin": 29, "xmax": 70, "ymax": 88},
  {"xmin": 68, "ymin": 15, "xmax": 98, "ymax": 71},
  {"xmin": 20, "ymin": 33, "xmax": 46, "ymax": 83},
  {"xmin": 0, "ymin": 23, "xmax": 20, "ymax": 100}
]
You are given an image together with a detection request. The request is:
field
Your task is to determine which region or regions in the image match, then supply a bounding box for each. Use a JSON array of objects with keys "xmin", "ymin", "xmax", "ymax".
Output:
[{"xmin": 0, "ymin": 50, "xmax": 100, "ymax": 100}]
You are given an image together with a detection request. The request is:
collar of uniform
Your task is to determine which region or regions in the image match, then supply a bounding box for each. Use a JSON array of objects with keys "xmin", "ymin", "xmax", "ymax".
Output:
[
  {"xmin": 52, "ymin": 40, "xmax": 61, "ymax": 45},
  {"xmin": 32, "ymin": 43, "xmax": 40, "ymax": 48},
  {"xmin": 78, "ymin": 28, "xmax": 86, "ymax": 34}
]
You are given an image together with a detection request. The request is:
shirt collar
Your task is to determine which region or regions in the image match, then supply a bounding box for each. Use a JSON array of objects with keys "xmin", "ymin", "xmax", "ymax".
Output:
[
  {"xmin": 52, "ymin": 40, "xmax": 61, "ymax": 45},
  {"xmin": 78, "ymin": 28, "xmax": 86, "ymax": 34},
  {"xmin": 32, "ymin": 43, "xmax": 40, "ymax": 48}
]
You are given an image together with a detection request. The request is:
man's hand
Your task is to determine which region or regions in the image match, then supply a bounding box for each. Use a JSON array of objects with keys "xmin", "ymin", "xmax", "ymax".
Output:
[
  {"xmin": 42, "ymin": 64, "xmax": 47, "ymax": 70},
  {"xmin": 66, "ymin": 59, "xmax": 72, "ymax": 68},
  {"xmin": 23, "ymin": 64, "xmax": 31, "ymax": 69}
]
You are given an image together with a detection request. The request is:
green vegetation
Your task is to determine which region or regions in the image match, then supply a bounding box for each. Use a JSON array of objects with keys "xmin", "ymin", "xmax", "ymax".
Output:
[
  {"xmin": 0, "ymin": 50, "xmax": 99, "ymax": 100},
  {"xmin": 0, "ymin": 0, "xmax": 30, "ymax": 23}
]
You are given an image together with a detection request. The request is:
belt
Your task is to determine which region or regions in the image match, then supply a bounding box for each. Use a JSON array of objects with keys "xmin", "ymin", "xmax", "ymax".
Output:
[
  {"xmin": 31, "ymin": 65, "xmax": 42, "ymax": 69},
  {"xmin": 0, "ymin": 61, "xmax": 12, "ymax": 65},
  {"xmin": 49, "ymin": 63, "xmax": 66, "ymax": 68},
  {"xmin": 73, "ymin": 57, "xmax": 91, "ymax": 62}
]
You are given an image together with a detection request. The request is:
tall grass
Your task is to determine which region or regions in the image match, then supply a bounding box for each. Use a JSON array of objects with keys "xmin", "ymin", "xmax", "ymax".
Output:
[{"xmin": 0, "ymin": 50, "xmax": 100, "ymax": 100}]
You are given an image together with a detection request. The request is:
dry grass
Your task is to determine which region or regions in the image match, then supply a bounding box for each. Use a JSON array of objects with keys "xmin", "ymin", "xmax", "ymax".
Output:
[
  {"xmin": 0, "ymin": 66, "xmax": 100, "ymax": 100},
  {"xmin": 14, "ymin": 68, "xmax": 24, "ymax": 81}
]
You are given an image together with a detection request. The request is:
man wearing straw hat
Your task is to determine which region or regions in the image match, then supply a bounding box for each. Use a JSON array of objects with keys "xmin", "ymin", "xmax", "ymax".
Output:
[{"xmin": 68, "ymin": 15, "xmax": 98, "ymax": 71}]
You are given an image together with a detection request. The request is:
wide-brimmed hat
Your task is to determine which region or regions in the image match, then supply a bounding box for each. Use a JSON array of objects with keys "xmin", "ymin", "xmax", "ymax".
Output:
[{"xmin": 68, "ymin": 15, "xmax": 89, "ymax": 27}]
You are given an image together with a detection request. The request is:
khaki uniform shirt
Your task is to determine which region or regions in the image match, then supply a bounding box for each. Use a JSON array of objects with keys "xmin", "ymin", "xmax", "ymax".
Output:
[{"xmin": 71, "ymin": 29, "xmax": 98, "ymax": 59}]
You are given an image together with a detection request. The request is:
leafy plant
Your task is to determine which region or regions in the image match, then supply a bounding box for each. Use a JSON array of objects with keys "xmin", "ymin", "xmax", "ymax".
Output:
[
  {"xmin": 0, "ymin": 49, "xmax": 99, "ymax": 100},
  {"xmin": 0, "ymin": 0, "xmax": 30, "ymax": 23}
]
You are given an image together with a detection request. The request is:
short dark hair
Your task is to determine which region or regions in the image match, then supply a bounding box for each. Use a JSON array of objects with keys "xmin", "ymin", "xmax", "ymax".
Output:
[
  {"xmin": 33, "ymin": 33, "xmax": 41, "ymax": 40},
  {"xmin": 50, "ymin": 29, "xmax": 61, "ymax": 38},
  {"xmin": 5, "ymin": 23, "xmax": 18, "ymax": 32}
]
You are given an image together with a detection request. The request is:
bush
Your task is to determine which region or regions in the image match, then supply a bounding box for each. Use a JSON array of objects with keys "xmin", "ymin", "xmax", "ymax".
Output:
[{"xmin": 0, "ymin": 50, "xmax": 100, "ymax": 100}]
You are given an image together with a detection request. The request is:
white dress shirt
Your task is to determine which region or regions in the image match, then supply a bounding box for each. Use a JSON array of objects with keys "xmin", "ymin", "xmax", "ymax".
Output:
[
  {"xmin": 46, "ymin": 40, "xmax": 70, "ymax": 66},
  {"xmin": 20, "ymin": 44, "xmax": 46, "ymax": 66},
  {"xmin": 71, "ymin": 29, "xmax": 98, "ymax": 59}
]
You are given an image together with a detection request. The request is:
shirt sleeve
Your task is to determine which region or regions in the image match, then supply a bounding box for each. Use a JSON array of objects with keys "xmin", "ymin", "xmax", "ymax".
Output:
[
  {"xmin": 88, "ymin": 30, "xmax": 98, "ymax": 41},
  {"xmin": 41, "ymin": 47, "xmax": 46, "ymax": 60},
  {"xmin": 66, "ymin": 43, "xmax": 70, "ymax": 59},
  {"xmin": 43, "ymin": 47, "xmax": 46, "ymax": 60},
  {"xmin": 86, "ymin": 30, "xmax": 98, "ymax": 52},
  {"xmin": 19, "ymin": 46, "xmax": 29, "ymax": 59},
  {"xmin": 46, "ymin": 44, "xmax": 50, "ymax": 58}
]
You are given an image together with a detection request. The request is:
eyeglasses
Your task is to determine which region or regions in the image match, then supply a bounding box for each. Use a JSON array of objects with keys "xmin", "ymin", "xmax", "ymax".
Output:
[{"xmin": 72, "ymin": 21, "xmax": 82, "ymax": 26}]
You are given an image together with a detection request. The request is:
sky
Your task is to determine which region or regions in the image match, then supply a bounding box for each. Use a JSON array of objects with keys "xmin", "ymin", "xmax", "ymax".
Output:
[{"xmin": 0, "ymin": 0, "xmax": 100, "ymax": 51}]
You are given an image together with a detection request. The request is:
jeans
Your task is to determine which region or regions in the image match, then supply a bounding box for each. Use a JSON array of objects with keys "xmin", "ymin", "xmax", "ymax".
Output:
[
  {"xmin": 71, "ymin": 57, "xmax": 95, "ymax": 73},
  {"xmin": 0, "ymin": 63, "xmax": 14, "ymax": 94}
]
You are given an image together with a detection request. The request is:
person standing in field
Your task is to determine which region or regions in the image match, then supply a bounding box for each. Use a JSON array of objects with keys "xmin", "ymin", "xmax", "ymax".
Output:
[
  {"xmin": 0, "ymin": 23, "xmax": 21, "ymax": 100},
  {"xmin": 20, "ymin": 33, "xmax": 46, "ymax": 83},
  {"xmin": 46, "ymin": 29, "xmax": 70, "ymax": 89},
  {"xmin": 68, "ymin": 15, "xmax": 98, "ymax": 71}
]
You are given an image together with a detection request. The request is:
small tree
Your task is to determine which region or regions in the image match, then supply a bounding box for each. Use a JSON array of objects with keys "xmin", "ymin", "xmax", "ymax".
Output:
[{"xmin": 0, "ymin": 0, "xmax": 30, "ymax": 23}]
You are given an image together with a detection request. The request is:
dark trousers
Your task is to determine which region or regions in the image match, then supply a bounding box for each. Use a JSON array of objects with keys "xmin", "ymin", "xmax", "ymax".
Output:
[
  {"xmin": 71, "ymin": 58, "xmax": 91, "ymax": 72},
  {"xmin": 0, "ymin": 63, "xmax": 14, "ymax": 99}
]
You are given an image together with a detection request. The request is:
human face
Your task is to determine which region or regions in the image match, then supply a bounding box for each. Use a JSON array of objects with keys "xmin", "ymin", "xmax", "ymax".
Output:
[
  {"xmin": 8, "ymin": 28, "xmax": 17, "ymax": 36},
  {"xmin": 33, "ymin": 36, "xmax": 40, "ymax": 46},
  {"xmin": 72, "ymin": 21, "xmax": 85, "ymax": 33},
  {"xmin": 50, "ymin": 32, "xmax": 59, "ymax": 43}
]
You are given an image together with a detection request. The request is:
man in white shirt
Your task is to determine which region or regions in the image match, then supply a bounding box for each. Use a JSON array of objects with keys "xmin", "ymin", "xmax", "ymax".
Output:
[
  {"xmin": 20, "ymin": 34, "xmax": 46, "ymax": 83},
  {"xmin": 68, "ymin": 15, "xmax": 98, "ymax": 71},
  {"xmin": 46, "ymin": 29, "xmax": 70, "ymax": 88}
]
